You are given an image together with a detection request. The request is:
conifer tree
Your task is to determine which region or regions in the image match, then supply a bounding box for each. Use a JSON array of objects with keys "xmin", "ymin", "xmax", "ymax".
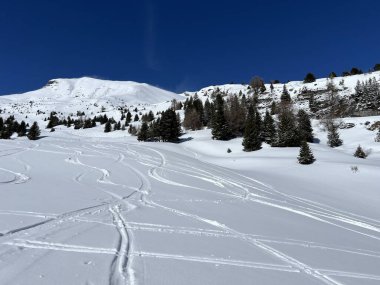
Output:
[
  {"xmin": 137, "ymin": 122, "xmax": 149, "ymax": 141},
  {"xmin": 297, "ymin": 109, "xmax": 313, "ymax": 143},
  {"xmin": 327, "ymin": 121, "xmax": 343, "ymax": 147},
  {"xmin": 298, "ymin": 141, "xmax": 315, "ymax": 164},
  {"xmin": 354, "ymin": 145, "xmax": 367, "ymax": 158},
  {"xmin": 27, "ymin": 122, "xmax": 40, "ymax": 140},
  {"xmin": 0, "ymin": 117, "xmax": 3, "ymax": 131},
  {"xmin": 270, "ymin": 82, "xmax": 274, "ymax": 93},
  {"xmin": 203, "ymin": 98, "xmax": 212, "ymax": 126},
  {"xmin": 104, "ymin": 121, "xmax": 112, "ymax": 133},
  {"xmin": 134, "ymin": 114, "xmax": 139, "ymax": 122},
  {"xmin": 262, "ymin": 110, "xmax": 276, "ymax": 144},
  {"xmin": 242, "ymin": 106, "xmax": 262, "ymax": 151},
  {"xmin": 270, "ymin": 101, "xmax": 277, "ymax": 115},
  {"xmin": 123, "ymin": 111, "xmax": 130, "ymax": 124},
  {"xmin": 211, "ymin": 94, "xmax": 232, "ymax": 140},
  {"xmin": 18, "ymin": 121, "xmax": 27, "ymax": 136},
  {"xmin": 303, "ymin": 72, "xmax": 316, "ymax": 83},
  {"xmin": 159, "ymin": 109, "xmax": 181, "ymax": 142},
  {"xmin": 277, "ymin": 108, "xmax": 299, "ymax": 147},
  {"xmin": 280, "ymin": 85, "xmax": 291, "ymax": 104}
]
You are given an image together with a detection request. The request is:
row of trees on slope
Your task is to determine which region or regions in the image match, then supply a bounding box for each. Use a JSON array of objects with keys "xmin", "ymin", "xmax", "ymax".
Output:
[
  {"xmin": 303, "ymin": 63, "xmax": 380, "ymax": 83},
  {"xmin": 0, "ymin": 116, "xmax": 40, "ymax": 140}
]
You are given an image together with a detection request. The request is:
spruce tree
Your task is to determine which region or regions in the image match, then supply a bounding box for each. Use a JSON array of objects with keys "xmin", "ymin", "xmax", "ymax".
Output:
[
  {"xmin": 277, "ymin": 108, "xmax": 299, "ymax": 147},
  {"xmin": 27, "ymin": 122, "xmax": 40, "ymax": 140},
  {"xmin": 134, "ymin": 114, "xmax": 139, "ymax": 122},
  {"xmin": 18, "ymin": 121, "xmax": 27, "ymax": 136},
  {"xmin": 298, "ymin": 141, "xmax": 315, "ymax": 164},
  {"xmin": 354, "ymin": 145, "xmax": 367, "ymax": 158},
  {"xmin": 280, "ymin": 85, "xmax": 291, "ymax": 104},
  {"xmin": 262, "ymin": 110, "xmax": 276, "ymax": 144},
  {"xmin": 157, "ymin": 109, "xmax": 181, "ymax": 142},
  {"xmin": 327, "ymin": 121, "xmax": 343, "ymax": 147},
  {"xmin": 137, "ymin": 122, "xmax": 149, "ymax": 141},
  {"xmin": 211, "ymin": 94, "xmax": 232, "ymax": 140},
  {"xmin": 297, "ymin": 109, "xmax": 313, "ymax": 143},
  {"xmin": 242, "ymin": 106, "xmax": 262, "ymax": 151},
  {"xmin": 104, "ymin": 121, "xmax": 112, "ymax": 133},
  {"xmin": 303, "ymin": 73, "xmax": 316, "ymax": 83},
  {"xmin": 126, "ymin": 112, "xmax": 132, "ymax": 123},
  {"xmin": 270, "ymin": 101, "xmax": 277, "ymax": 115}
]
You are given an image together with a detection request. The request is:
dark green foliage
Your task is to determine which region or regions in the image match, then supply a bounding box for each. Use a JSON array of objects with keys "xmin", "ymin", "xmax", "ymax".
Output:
[
  {"xmin": 142, "ymin": 111, "xmax": 155, "ymax": 123},
  {"xmin": 342, "ymin": 71, "xmax": 350, "ymax": 77},
  {"xmin": 134, "ymin": 114, "xmax": 139, "ymax": 122},
  {"xmin": 47, "ymin": 112, "xmax": 60, "ymax": 128},
  {"xmin": 225, "ymin": 95, "xmax": 246, "ymax": 137},
  {"xmin": 137, "ymin": 122, "xmax": 149, "ymax": 141},
  {"xmin": 128, "ymin": 125, "xmax": 137, "ymax": 136},
  {"xmin": 374, "ymin": 63, "xmax": 380, "ymax": 71},
  {"xmin": 18, "ymin": 121, "xmax": 27, "ymax": 136},
  {"xmin": 242, "ymin": 106, "xmax": 262, "ymax": 151},
  {"xmin": 280, "ymin": 85, "xmax": 291, "ymax": 104},
  {"xmin": 277, "ymin": 108, "xmax": 299, "ymax": 147},
  {"xmin": 126, "ymin": 111, "xmax": 132, "ymax": 123},
  {"xmin": 297, "ymin": 110, "xmax": 313, "ymax": 143},
  {"xmin": 329, "ymin": 72, "xmax": 337, "ymax": 79},
  {"xmin": 227, "ymin": 148, "xmax": 232, "ymax": 153},
  {"xmin": 298, "ymin": 141, "xmax": 315, "ymax": 164},
  {"xmin": 350, "ymin": 67, "xmax": 363, "ymax": 75},
  {"xmin": 211, "ymin": 94, "xmax": 232, "ymax": 140},
  {"xmin": 327, "ymin": 121, "xmax": 343, "ymax": 147},
  {"xmin": 159, "ymin": 109, "xmax": 181, "ymax": 142},
  {"xmin": 83, "ymin": 118, "xmax": 93, "ymax": 129},
  {"xmin": 27, "ymin": 122, "xmax": 40, "ymax": 140},
  {"xmin": 203, "ymin": 98, "xmax": 212, "ymax": 127},
  {"xmin": 354, "ymin": 145, "xmax": 367, "ymax": 158},
  {"xmin": 270, "ymin": 101, "xmax": 277, "ymax": 115},
  {"xmin": 104, "ymin": 121, "xmax": 112, "ymax": 133},
  {"xmin": 303, "ymin": 73, "xmax": 316, "ymax": 83},
  {"xmin": 262, "ymin": 110, "xmax": 277, "ymax": 145},
  {"xmin": 270, "ymin": 83, "xmax": 274, "ymax": 93}
]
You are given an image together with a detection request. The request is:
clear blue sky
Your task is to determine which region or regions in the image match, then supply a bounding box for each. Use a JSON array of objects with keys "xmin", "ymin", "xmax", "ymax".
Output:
[{"xmin": 0, "ymin": 0, "xmax": 379, "ymax": 94}]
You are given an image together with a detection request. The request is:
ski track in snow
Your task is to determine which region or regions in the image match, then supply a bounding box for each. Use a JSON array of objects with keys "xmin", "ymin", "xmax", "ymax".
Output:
[{"xmin": 0, "ymin": 140, "xmax": 379, "ymax": 284}]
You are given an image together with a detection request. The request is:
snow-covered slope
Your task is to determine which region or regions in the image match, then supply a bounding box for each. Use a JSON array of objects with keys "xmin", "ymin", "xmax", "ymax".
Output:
[
  {"xmin": 0, "ymin": 77, "xmax": 184, "ymax": 121},
  {"xmin": 183, "ymin": 71, "xmax": 380, "ymax": 117},
  {"xmin": 0, "ymin": 118, "xmax": 379, "ymax": 284}
]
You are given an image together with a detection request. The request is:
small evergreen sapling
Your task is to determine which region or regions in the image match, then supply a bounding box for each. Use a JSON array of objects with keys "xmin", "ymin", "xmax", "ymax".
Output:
[
  {"xmin": 354, "ymin": 145, "xmax": 367, "ymax": 159},
  {"xmin": 298, "ymin": 141, "xmax": 315, "ymax": 164}
]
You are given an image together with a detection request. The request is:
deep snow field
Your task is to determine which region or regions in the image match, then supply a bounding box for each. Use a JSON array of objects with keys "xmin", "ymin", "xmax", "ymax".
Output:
[{"xmin": 0, "ymin": 114, "xmax": 379, "ymax": 285}]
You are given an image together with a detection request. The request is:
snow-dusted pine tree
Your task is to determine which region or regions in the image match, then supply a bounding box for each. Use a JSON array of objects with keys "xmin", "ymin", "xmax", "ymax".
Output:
[
  {"xmin": 27, "ymin": 122, "xmax": 40, "ymax": 140},
  {"xmin": 327, "ymin": 121, "xmax": 343, "ymax": 147},
  {"xmin": 354, "ymin": 145, "xmax": 367, "ymax": 158},
  {"xmin": 298, "ymin": 141, "xmax": 315, "ymax": 164},
  {"xmin": 242, "ymin": 106, "xmax": 261, "ymax": 151}
]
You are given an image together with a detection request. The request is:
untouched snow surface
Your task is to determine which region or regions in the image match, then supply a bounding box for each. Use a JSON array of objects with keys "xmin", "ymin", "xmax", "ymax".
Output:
[{"xmin": 0, "ymin": 117, "xmax": 379, "ymax": 285}]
